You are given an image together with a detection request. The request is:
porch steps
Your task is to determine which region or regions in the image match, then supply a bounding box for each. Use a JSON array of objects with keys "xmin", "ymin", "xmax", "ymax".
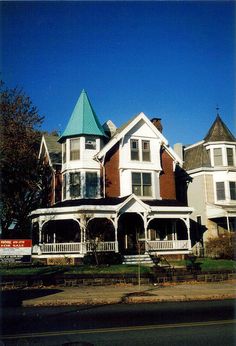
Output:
[{"xmin": 122, "ymin": 254, "xmax": 153, "ymax": 265}]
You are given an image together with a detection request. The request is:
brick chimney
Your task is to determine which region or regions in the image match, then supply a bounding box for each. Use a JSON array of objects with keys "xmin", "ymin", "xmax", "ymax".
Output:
[{"xmin": 151, "ymin": 118, "xmax": 163, "ymax": 133}]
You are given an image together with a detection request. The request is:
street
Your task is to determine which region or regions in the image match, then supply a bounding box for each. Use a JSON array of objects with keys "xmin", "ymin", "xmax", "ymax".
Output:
[{"xmin": 1, "ymin": 300, "xmax": 235, "ymax": 345}]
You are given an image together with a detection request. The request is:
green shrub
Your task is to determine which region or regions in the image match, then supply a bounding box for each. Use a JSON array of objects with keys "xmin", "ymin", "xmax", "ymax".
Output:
[
  {"xmin": 83, "ymin": 252, "xmax": 123, "ymax": 265},
  {"xmin": 205, "ymin": 233, "xmax": 235, "ymax": 259}
]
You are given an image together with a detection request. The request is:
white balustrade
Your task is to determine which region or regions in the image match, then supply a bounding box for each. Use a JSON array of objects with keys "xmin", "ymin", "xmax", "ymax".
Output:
[
  {"xmin": 146, "ymin": 240, "xmax": 189, "ymax": 251},
  {"xmin": 40, "ymin": 241, "xmax": 116, "ymax": 254}
]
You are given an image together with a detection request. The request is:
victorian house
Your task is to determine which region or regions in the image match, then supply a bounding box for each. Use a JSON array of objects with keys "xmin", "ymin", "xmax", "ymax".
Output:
[
  {"xmin": 182, "ymin": 114, "xmax": 236, "ymax": 252},
  {"xmin": 31, "ymin": 90, "xmax": 193, "ymax": 264}
]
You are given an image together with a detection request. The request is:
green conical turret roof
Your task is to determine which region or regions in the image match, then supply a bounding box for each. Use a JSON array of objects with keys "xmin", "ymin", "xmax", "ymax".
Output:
[{"xmin": 59, "ymin": 90, "xmax": 107, "ymax": 142}]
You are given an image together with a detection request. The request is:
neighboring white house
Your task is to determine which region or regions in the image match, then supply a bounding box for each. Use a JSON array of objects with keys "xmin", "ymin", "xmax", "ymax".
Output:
[
  {"xmin": 31, "ymin": 90, "xmax": 193, "ymax": 264},
  {"xmin": 182, "ymin": 114, "xmax": 236, "ymax": 249}
]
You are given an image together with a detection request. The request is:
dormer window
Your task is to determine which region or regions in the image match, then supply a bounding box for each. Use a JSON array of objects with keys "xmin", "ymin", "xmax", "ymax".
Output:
[
  {"xmin": 85, "ymin": 137, "xmax": 96, "ymax": 150},
  {"xmin": 70, "ymin": 138, "xmax": 80, "ymax": 160}
]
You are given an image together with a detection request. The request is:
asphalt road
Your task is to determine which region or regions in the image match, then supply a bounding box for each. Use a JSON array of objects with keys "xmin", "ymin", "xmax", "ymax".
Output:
[{"xmin": 1, "ymin": 300, "xmax": 236, "ymax": 345}]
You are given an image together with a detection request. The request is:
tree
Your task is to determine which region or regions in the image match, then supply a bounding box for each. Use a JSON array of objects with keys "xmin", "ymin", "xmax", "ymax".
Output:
[{"xmin": 0, "ymin": 81, "xmax": 44, "ymax": 238}]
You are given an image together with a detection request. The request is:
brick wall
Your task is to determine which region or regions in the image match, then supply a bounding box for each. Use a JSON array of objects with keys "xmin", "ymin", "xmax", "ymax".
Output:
[
  {"xmin": 160, "ymin": 148, "xmax": 176, "ymax": 199},
  {"xmin": 104, "ymin": 142, "xmax": 120, "ymax": 197}
]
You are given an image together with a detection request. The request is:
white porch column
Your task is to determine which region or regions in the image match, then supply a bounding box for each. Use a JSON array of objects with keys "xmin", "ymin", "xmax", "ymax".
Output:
[
  {"xmin": 38, "ymin": 220, "xmax": 43, "ymax": 243},
  {"xmin": 143, "ymin": 213, "xmax": 148, "ymax": 253},
  {"xmin": 79, "ymin": 216, "xmax": 87, "ymax": 254},
  {"xmin": 185, "ymin": 217, "xmax": 191, "ymax": 250},
  {"xmin": 226, "ymin": 216, "xmax": 230, "ymax": 232},
  {"xmin": 114, "ymin": 217, "xmax": 119, "ymax": 253}
]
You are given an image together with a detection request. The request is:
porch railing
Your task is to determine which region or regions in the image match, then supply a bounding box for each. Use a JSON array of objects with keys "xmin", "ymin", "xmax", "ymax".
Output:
[
  {"xmin": 146, "ymin": 240, "xmax": 189, "ymax": 251},
  {"xmin": 38, "ymin": 241, "xmax": 116, "ymax": 254}
]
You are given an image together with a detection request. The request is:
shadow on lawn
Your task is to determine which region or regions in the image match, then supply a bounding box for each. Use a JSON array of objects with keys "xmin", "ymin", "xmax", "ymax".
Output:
[{"xmin": 1, "ymin": 288, "xmax": 63, "ymax": 307}]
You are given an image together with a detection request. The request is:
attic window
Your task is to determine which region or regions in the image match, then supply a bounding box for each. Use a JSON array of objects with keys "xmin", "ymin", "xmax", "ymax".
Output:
[
  {"xmin": 85, "ymin": 137, "xmax": 96, "ymax": 150},
  {"xmin": 130, "ymin": 139, "xmax": 139, "ymax": 160}
]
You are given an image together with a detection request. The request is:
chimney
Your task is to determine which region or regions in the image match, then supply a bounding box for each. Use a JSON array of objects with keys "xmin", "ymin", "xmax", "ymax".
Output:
[
  {"xmin": 174, "ymin": 143, "xmax": 184, "ymax": 161},
  {"xmin": 151, "ymin": 118, "xmax": 163, "ymax": 133}
]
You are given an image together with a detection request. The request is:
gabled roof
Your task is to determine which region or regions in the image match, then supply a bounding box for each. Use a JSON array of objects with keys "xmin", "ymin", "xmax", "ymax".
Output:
[
  {"xmin": 204, "ymin": 115, "xmax": 235, "ymax": 142},
  {"xmin": 59, "ymin": 90, "xmax": 107, "ymax": 142},
  {"xmin": 96, "ymin": 112, "xmax": 183, "ymax": 165},
  {"xmin": 39, "ymin": 134, "xmax": 62, "ymax": 166}
]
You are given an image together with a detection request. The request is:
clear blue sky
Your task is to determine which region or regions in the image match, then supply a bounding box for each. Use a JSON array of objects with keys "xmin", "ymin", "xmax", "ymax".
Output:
[{"xmin": 1, "ymin": 1, "xmax": 235, "ymax": 146}]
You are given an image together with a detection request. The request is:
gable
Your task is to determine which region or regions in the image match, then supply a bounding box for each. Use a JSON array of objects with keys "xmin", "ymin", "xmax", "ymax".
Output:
[
  {"xmin": 96, "ymin": 112, "xmax": 182, "ymax": 164},
  {"xmin": 118, "ymin": 195, "xmax": 150, "ymax": 214}
]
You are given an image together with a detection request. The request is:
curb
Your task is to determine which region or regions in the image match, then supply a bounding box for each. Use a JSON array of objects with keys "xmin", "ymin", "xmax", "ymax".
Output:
[{"xmin": 22, "ymin": 294, "xmax": 236, "ymax": 307}]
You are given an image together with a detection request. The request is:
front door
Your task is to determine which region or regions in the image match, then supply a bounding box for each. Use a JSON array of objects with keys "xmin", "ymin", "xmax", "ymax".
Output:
[{"xmin": 118, "ymin": 213, "xmax": 145, "ymax": 255}]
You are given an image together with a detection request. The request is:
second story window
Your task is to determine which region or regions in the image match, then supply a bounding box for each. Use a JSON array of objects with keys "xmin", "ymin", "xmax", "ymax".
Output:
[
  {"xmin": 229, "ymin": 182, "xmax": 236, "ymax": 200},
  {"xmin": 70, "ymin": 138, "xmax": 80, "ymax": 160},
  {"xmin": 62, "ymin": 142, "xmax": 66, "ymax": 163},
  {"xmin": 213, "ymin": 148, "xmax": 223, "ymax": 166},
  {"xmin": 69, "ymin": 172, "xmax": 81, "ymax": 198},
  {"xmin": 130, "ymin": 139, "xmax": 139, "ymax": 160},
  {"xmin": 85, "ymin": 137, "xmax": 96, "ymax": 150},
  {"xmin": 216, "ymin": 181, "xmax": 225, "ymax": 200},
  {"xmin": 142, "ymin": 140, "xmax": 150, "ymax": 161},
  {"xmin": 85, "ymin": 172, "xmax": 98, "ymax": 198},
  {"xmin": 132, "ymin": 172, "xmax": 152, "ymax": 197}
]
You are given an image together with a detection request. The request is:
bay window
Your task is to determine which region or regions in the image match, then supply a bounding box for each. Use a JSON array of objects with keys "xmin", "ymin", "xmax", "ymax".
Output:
[
  {"xmin": 86, "ymin": 172, "xmax": 98, "ymax": 198},
  {"xmin": 216, "ymin": 182, "xmax": 225, "ymax": 200},
  {"xmin": 69, "ymin": 172, "xmax": 80, "ymax": 198}
]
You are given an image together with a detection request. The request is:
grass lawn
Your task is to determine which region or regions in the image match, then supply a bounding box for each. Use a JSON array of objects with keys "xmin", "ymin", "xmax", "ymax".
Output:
[
  {"xmin": 0, "ymin": 259, "xmax": 235, "ymax": 276},
  {"xmin": 170, "ymin": 258, "xmax": 236, "ymax": 272},
  {"xmin": 0, "ymin": 263, "xmax": 152, "ymax": 276},
  {"xmin": 67, "ymin": 264, "xmax": 152, "ymax": 275}
]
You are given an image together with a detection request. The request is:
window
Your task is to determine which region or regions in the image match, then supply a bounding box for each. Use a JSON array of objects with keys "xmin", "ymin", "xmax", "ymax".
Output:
[
  {"xmin": 69, "ymin": 172, "xmax": 80, "ymax": 198},
  {"xmin": 230, "ymin": 182, "xmax": 236, "ymax": 200},
  {"xmin": 63, "ymin": 174, "xmax": 67, "ymax": 199},
  {"xmin": 227, "ymin": 148, "xmax": 234, "ymax": 166},
  {"xmin": 142, "ymin": 140, "xmax": 150, "ymax": 161},
  {"xmin": 216, "ymin": 182, "xmax": 225, "ymax": 200},
  {"xmin": 62, "ymin": 142, "xmax": 66, "ymax": 163},
  {"xmin": 85, "ymin": 137, "xmax": 96, "ymax": 150},
  {"xmin": 213, "ymin": 148, "xmax": 223, "ymax": 166},
  {"xmin": 132, "ymin": 172, "xmax": 152, "ymax": 197},
  {"xmin": 70, "ymin": 138, "xmax": 80, "ymax": 160},
  {"xmin": 86, "ymin": 172, "xmax": 98, "ymax": 198},
  {"xmin": 130, "ymin": 139, "xmax": 139, "ymax": 160}
]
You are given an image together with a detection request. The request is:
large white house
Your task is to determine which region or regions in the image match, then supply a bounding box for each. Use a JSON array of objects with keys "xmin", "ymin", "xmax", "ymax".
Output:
[{"xmin": 31, "ymin": 90, "xmax": 193, "ymax": 264}]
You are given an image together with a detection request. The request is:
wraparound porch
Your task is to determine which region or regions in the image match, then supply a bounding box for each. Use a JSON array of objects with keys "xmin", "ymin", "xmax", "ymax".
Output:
[{"xmin": 32, "ymin": 239, "xmax": 190, "ymax": 257}]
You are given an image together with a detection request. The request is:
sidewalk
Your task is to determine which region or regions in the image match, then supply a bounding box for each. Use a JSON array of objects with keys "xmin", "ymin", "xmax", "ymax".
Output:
[{"xmin": 19, "ymin": 280, "xmax": 236, "ymax": 306}]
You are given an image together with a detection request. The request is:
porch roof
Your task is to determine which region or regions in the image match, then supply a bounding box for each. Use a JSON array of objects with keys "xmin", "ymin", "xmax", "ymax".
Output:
[{"xmin": 52, "ymin": 197, "xmax": 187, "ymax": 208}]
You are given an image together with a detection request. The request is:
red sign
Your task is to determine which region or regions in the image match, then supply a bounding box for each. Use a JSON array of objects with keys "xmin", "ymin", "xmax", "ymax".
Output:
[{"xmin": 0, "ymin": 239, "xmax": 32, "ymax": 248}]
